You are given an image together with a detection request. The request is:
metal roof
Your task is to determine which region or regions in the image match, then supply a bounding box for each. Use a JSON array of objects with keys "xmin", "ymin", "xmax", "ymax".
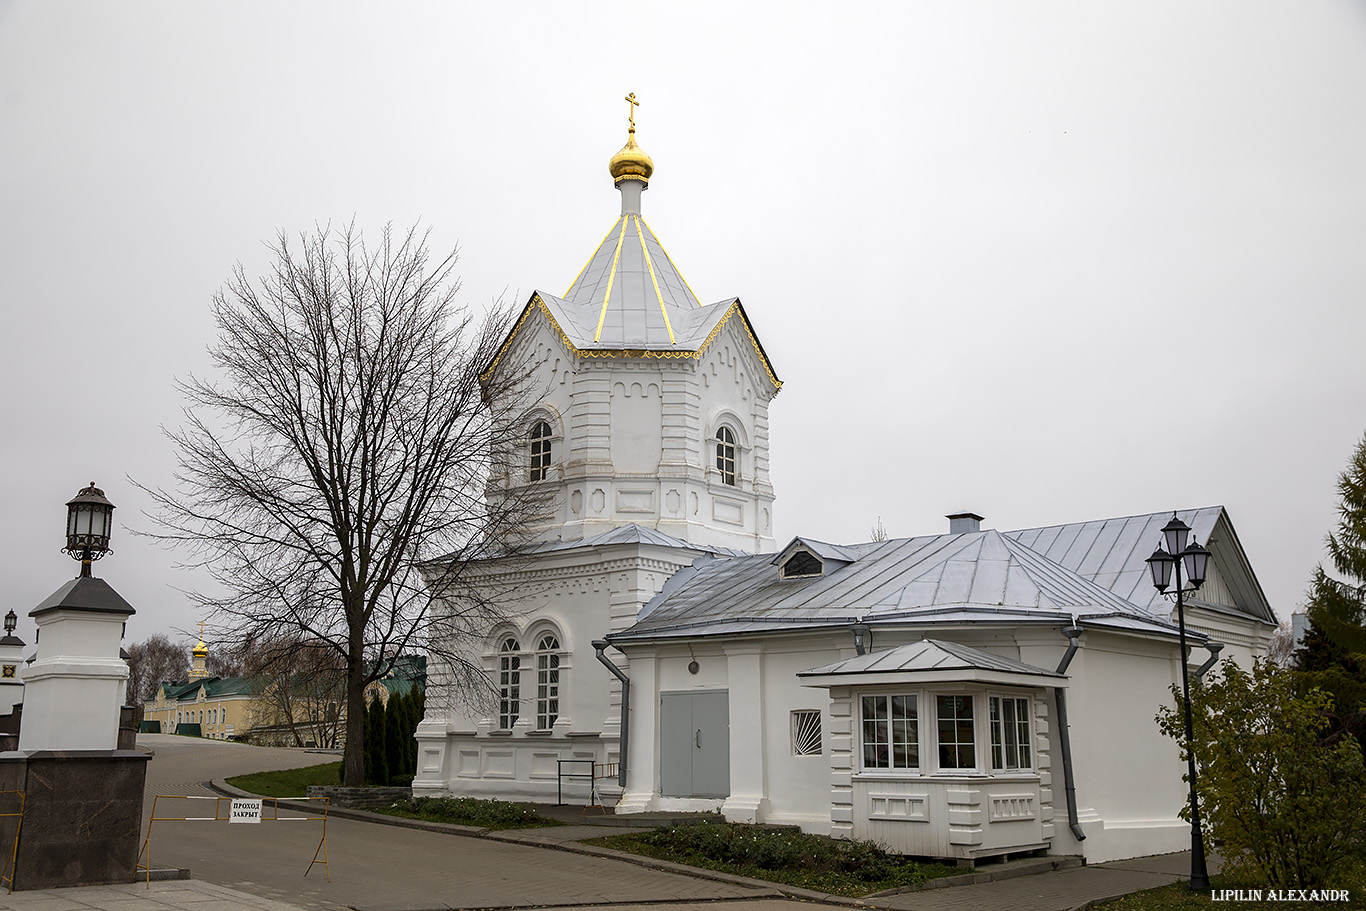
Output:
[
  {"xmin": 797, "ymin": 638, "xmax": 1063, "ymax": 680},
  {"xmin": 480, "ymin": 210, "xmax": 781, "ymax": 390},
  {"xmin": 612, "ymin": 528, "xmax": 1190, "ymax": 643},
  {"xmin": 560, "ymin": 214, "xmax": 701, "ymax": 348},
  {"xmin": 1004, "ymin": 506, "xmax": 1275, "ymax": 624},
  {"xmin": 524, "ymin": 523, "xmax": 747, "ymax": 556}
]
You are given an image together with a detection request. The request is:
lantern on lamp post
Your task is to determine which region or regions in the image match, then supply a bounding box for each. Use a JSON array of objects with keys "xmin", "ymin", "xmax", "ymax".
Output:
[
  {"xmin": 62, "ymin": 482, "xmax": 115, "ymax": 577},
  {"xmin": 1145, "ymin": 514, "xmax": 1213, "ymax": 891}
]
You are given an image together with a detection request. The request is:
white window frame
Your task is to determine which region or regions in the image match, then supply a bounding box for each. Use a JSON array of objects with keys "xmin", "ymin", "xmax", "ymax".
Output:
[
  {"xmin": 498, "ymin": 637, "xmax": 521, "ymax": 730},
  {"xmin": 715, "ymin": 426, "xmax": 737, "ymax": 486},
  {"xmin": 989, "ymin": 694, "xmax": 1032, "ymax": 772},
  {"xmin": 934, "ymin": 693, "xmax": 978, "ymax": 773},
  {"xmin": 859, "ymin": 693, "xmax": 920, "ymax": 771},
  {"xmin": 535, "ymin": 634, "xmax": 562, "ymax": 731},
  {"xmin": 529, "ymin": 421, "xmax": 553, "ymax": 482}
]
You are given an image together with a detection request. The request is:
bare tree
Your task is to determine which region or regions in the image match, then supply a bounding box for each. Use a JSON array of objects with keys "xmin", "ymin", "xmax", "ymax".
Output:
[
  {"xmin": 142, "ymin": 223, "xmax": 544, "ymax": 785},
  {"xmin": 1266, "ymin": 617, "xmax": 1297, "ymax": 668},
  {"xmin": 244, "ymin": 633, "xmax": 347, "ymax": 747},
  {"xmin": 870, "ymin": 517, "xmax": 889, "ymax": 542},
  {"xmin": 125, "ymin": 634, "xmax": 191, "ymax": 704}
]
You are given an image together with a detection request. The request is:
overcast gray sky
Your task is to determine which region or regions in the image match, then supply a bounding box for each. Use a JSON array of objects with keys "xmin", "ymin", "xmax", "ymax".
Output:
[{"xmin": 2, "ymin": 1, "xmax": 1363, "ymax": 646}]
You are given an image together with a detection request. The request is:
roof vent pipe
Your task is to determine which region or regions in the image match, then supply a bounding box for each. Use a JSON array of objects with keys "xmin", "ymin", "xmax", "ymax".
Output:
[
  {"xmin": 1053, "ymin": 623, "xmax": 1087, "ymax": 843},
  {"xmin": 593, "ymin": 640, "xmax": 630, "ymax": 788},
  {"xmin": 947, "ymin": 513, "xmax": 984, "ymax": 534}
]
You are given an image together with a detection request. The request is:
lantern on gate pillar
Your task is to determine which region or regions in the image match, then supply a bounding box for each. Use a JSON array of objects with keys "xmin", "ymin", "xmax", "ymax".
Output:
[{"xmin": 62, "ymin": 482, "xmax": 115, "ymax": 577}]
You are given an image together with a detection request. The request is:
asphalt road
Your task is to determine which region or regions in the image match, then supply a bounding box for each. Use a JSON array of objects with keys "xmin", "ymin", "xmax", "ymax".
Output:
[{"xmin": 135, "ymin": 735, "xmax": 782, "ymax": 911}]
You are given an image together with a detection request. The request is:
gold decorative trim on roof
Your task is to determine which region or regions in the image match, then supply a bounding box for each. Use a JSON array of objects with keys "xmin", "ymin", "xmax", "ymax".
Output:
[
  {"xmin": 634, "ymin": 217, "xmax": 676, "ymax": 344},
  {"xmin": 481, "ymin": 294, "xmax": 781, "ymax": 393}
]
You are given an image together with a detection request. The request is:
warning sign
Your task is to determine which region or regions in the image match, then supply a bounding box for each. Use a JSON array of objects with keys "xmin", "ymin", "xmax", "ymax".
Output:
[{"xmin": 229, "ymin": 798, "xmax": 262, "ymax": 824}]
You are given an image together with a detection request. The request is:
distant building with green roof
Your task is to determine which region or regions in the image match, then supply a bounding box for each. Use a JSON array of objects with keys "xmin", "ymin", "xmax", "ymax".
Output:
[{"xmin": 141, "ymin": 639, "xmax": 424, "ymax": 746}]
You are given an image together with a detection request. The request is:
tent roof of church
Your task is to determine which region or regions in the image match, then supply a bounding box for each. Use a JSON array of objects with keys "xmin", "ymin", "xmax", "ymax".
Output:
[
  {"xmin": 480, "ymin": 134, "xmax": 779, "ymax": 390},
  {"xmin": 611, "ymin": 524, "xmax": 1208, "ymax": 644}
]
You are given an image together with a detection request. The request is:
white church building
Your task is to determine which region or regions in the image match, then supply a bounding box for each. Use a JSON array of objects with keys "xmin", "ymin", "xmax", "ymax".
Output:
[{"xmin": 413, "ymin": 113, "xmax": 1276, "ymax": 865}]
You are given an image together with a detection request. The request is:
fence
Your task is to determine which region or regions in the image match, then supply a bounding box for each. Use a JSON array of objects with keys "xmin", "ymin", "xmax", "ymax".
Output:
[{"xmin": 135, "ymin": 794, "xmax": 329, "ymax": 886}]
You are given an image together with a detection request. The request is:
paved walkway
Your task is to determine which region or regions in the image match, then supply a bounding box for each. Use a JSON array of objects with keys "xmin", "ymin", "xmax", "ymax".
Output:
[
  {"xmin": 869, "ymin": 854, "xmax": 1195, "ymax": 911},
  {"xmin": 1, "ymin": 735, "xmax": 1215, "ymax": 911}
]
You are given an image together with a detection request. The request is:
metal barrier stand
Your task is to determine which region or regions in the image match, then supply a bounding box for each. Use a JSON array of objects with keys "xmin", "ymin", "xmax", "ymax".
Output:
[
  {"xmin": 0, "ymin": 790, "xmax": 24, "ymax": 894},
  {"xmin": 135, "ymin": 794, "xmax": 330, "ymax": 887},
  {"xmin": 586, "ymin": 762, "xmax": 619, "ymax": 815}
]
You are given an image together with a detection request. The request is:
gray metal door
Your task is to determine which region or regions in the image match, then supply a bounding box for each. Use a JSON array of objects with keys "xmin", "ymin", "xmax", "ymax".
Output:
[{"xmin": 660, "ymin": 690, "xmax": 730, "ymax": 798}]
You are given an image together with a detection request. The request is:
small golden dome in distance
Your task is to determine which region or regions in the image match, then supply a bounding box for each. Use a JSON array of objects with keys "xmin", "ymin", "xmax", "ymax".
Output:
[
  {"xmin": 192, "ymin": 638, "xmax": 208, "ymax": 657},
  {"xmin": 609, "ymin": 132, "xmax": 654, "ymax": 185}
]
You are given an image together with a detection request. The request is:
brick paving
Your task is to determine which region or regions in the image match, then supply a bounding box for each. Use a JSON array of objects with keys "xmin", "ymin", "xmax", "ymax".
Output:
[{"xmin": 136, "ymin": 736, "xmax": 773, "ymax": 911}]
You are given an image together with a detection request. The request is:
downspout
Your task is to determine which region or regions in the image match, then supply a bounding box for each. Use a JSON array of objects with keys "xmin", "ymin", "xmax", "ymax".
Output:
[
  {"xmin": 593, "ymin": 640, "xmax": 629, "ymax": 788},
  {"xmin": 850, "ymin": 622, "xmax": 870, "ymax": 656},
  {"xmin": 1054, "ymin": 624, "xmax": 1086, "ymax": 842},
  {"xmin": 1192, "ymin": 642, "xmax": 1224, "ymax": 681}
]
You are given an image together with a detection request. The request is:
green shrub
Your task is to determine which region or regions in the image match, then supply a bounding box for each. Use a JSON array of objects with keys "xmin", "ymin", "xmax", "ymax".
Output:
[
  {"xmin": 1158, "ymin": 659, "xmax": 1366, "ymax": 889},
  {"xmin": 379, "ymin": 796, "xmax": 562, "ymax": 829},
  {"xmin": 595, "ymin": 822, "xmax": 953, "ymax": 896}
]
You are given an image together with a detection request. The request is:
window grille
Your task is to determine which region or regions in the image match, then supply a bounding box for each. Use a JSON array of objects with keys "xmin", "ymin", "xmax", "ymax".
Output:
[
  {"xmin": 536, "ymin": 634, "xmax": 561, "ymax": 730},
  {"xmin": 716, "ymin": 426, "xmax": 736, "ymax": 486},
  {"xmin": 791, "ymin": 710, "xmax": 822, "ymax": 755},
  {"xmin": 529, "ymin": 421, "xmax": 553, "ymax": 482},
  {"xmin": 498, "ymin": 637, "xmax": 521, "ymax": 729}
]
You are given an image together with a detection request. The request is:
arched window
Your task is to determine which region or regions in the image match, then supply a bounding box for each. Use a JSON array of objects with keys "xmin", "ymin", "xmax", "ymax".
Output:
[
  {"xmin": 529, "ymin": 421, "xmax": 553, "ymax": 482},
  {"xmin": 536, "ymin": 634, "xmax": 562, "ymax": 730},
  {"xmin": 716, "ymin": 426, "xmax": 737, "ymax": 486},
  {"xmin": 498, "ymin": 637, "xmax": 521, "ymax": 729}
]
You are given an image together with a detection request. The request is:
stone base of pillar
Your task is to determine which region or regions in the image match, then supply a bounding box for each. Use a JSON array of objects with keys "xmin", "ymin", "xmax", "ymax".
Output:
[
  {"xmin": 0, "ymin": 750, "xmax": 150, "ymax": 890},
  {"xmin": 721, "ymin": 793, "xmax": 768, "ymax": 824}
]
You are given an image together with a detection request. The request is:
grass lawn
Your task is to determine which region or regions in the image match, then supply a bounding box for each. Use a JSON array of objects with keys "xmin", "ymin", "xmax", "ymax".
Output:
[
  {"xmin": 225, "ymin": 762, "xmax": 342, "ymax": 797},
  {"xmin": 585, "ymin": 822, "xmax": 958, "ymax": 897},
  {"xmin": 374, "ymin": 797, "xmax": 565, "ymax": 830}
]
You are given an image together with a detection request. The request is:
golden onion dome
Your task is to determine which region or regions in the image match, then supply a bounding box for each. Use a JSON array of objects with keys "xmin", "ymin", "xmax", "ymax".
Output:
[
  {"xmin": 608, "ymin": 129, "xmax": 653, "ymax": 185},
  {"xmin": 192, "ymin": 638, "xmax": 208, "ymax": 658}
]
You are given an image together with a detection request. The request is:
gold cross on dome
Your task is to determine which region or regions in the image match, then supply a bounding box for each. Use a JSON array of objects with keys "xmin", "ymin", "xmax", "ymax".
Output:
[
  {"xmin": 197, "ymin": 619, "xmax": 206, "ymax": 640},
  {"xmin": 625, "ymin": 92, "xmax": 639, "ymax": 131}
]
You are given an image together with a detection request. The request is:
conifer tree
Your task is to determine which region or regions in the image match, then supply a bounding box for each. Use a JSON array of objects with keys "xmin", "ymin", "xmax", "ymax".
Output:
[
  {"xmin": 384, "ymin": 694, "xmax": 404, "ymax": 784},
  {"xmin": 1298, "ymin": 434, "xmax": 1366, "ymax": 741}
]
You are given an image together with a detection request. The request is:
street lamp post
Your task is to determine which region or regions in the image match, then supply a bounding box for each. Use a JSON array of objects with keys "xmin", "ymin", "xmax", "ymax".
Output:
[{"xmin": 1145, "ymin": 514, "xmax": 1213, "ymax": 891}]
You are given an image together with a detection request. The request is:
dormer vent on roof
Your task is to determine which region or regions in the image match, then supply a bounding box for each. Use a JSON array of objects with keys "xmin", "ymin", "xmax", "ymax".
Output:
[
  {"xmin": 948, "ymin": 512, "xmax": 984, "ymax": 534},
  {"xmin": 782, "ymin": 551, "xmax": 824, "ymax": 578}
]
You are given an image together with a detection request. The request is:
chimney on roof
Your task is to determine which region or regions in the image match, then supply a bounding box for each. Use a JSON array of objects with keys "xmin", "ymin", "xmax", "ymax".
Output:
[{"xmin": 947, "ymin": 512, "xmax": 984, "ymax": 534}]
